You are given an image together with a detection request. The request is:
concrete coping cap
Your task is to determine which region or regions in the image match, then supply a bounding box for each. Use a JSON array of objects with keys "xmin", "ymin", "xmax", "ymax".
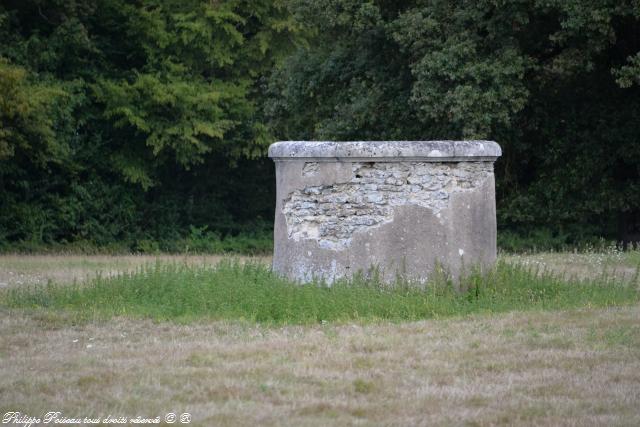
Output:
[{"xmin": 268, "ymin": 140, "xmax": 501, "ymax": 162}]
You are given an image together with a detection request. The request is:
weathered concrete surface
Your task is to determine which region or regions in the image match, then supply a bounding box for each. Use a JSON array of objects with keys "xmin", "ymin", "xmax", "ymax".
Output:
[
  {"xmin": 269, "ymin": 141, "xmax": 501, "ymax": 284},
  {"xmin": 269, "ymin": 140, "xmax": 502, "ymax": 161}
]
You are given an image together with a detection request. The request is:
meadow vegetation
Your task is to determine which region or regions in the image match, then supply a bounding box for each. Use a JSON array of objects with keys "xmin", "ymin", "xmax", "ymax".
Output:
[
  {"xmin": 3, "ymin": 258, "xmax": 638, "ymax": 325},
  {"xmin": 0, "ymin": 253, "xmax": 639, "ymax": 425}
]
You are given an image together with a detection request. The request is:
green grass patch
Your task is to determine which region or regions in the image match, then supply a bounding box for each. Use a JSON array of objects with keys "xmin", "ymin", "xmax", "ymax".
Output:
[{"xmin": 1, "ymin": 260, "xmax": 638, "ymax": 324}]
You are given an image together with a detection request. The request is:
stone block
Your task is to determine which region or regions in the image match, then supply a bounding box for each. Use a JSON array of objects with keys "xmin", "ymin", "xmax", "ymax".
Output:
[{"xmin": 268, "ymin": 141, "xmax": 502, "ymax": 284}]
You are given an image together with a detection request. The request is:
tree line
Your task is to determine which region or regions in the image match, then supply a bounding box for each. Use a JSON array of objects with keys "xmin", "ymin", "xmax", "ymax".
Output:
[{"xmin": 1, "ymin": 0, "xmax": 639, "ymax": 252}]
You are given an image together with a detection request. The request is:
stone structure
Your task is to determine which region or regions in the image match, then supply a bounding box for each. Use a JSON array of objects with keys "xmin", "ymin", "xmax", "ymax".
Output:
[{"xmin": 268, "ymin": 141, "xmax": 502, "ymax": 283}]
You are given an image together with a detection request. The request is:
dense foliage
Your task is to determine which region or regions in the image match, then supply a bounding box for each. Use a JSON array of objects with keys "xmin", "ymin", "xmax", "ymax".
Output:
[
  {"xmin": 266, "ymin": 0, "xmax": 640, "ymax": 248},
  {"xmin": 1, "ymin": 0, "xmax": 639, "ymax": 251},
  {"xmin": 0, "ymin": 0, "xmax": 299, "ymax": 251}
]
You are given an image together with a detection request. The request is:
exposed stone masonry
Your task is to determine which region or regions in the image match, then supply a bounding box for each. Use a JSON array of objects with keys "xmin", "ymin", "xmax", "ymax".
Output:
[{"xmin": 283, "ymin": 161, "xmax": 493, "ymax": 250}]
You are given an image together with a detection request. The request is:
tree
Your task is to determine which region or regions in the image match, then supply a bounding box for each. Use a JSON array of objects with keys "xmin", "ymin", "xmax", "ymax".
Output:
[
  {"xmin": 267, "ymin": 0, "xmax": 640, "ymax": 245},
  {"xmin": 0, "ymin": 0, "xmax": 300, "ymax": 247}
]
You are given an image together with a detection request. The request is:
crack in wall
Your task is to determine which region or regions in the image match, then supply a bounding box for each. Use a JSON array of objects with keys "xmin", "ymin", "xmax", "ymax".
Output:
[{"xmin": 283, "ymin": 162, "xmax": 493, "ymax": 250}]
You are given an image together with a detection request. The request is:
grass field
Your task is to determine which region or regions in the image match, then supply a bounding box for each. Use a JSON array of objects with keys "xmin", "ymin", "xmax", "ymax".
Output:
[{"xmin": 0, "ymin": 252, "xmax": 639, "ymax": 426}]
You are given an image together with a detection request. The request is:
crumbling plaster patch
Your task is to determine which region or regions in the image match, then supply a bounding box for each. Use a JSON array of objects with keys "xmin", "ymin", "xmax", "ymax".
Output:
[{"xmin": 283, "ymin": 162, "xmax": 493, "ymax": 250}]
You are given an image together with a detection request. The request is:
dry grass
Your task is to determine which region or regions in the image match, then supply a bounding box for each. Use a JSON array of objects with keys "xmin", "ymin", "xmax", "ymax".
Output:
[
  {"xmin": 1, "ymin": 250, "xmax": 637, "ymax": 287},
  {"xmin": 0, "ymin": 254, "xmax": 270, "ymax": 288},
  {"xmin": 503, "ymin": 249, "xmax": 640, "ymax": 281},
  {"xmin": 0, "ymin": 306, "xmax": 639, "ymax": 426},
  {"xmin": 0, "ymin": 253, "xmax": 639, "ymax": 426}
]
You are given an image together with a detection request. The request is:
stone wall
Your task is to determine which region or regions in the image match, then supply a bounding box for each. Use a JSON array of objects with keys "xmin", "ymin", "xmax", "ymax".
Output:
[
  {"xmin": 269, "ymin": 141, "xmax": 501, "ymax": 284},
  {"xmin": 283, "ymin": 161, "xmax": 493, "ymax": 251}
]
